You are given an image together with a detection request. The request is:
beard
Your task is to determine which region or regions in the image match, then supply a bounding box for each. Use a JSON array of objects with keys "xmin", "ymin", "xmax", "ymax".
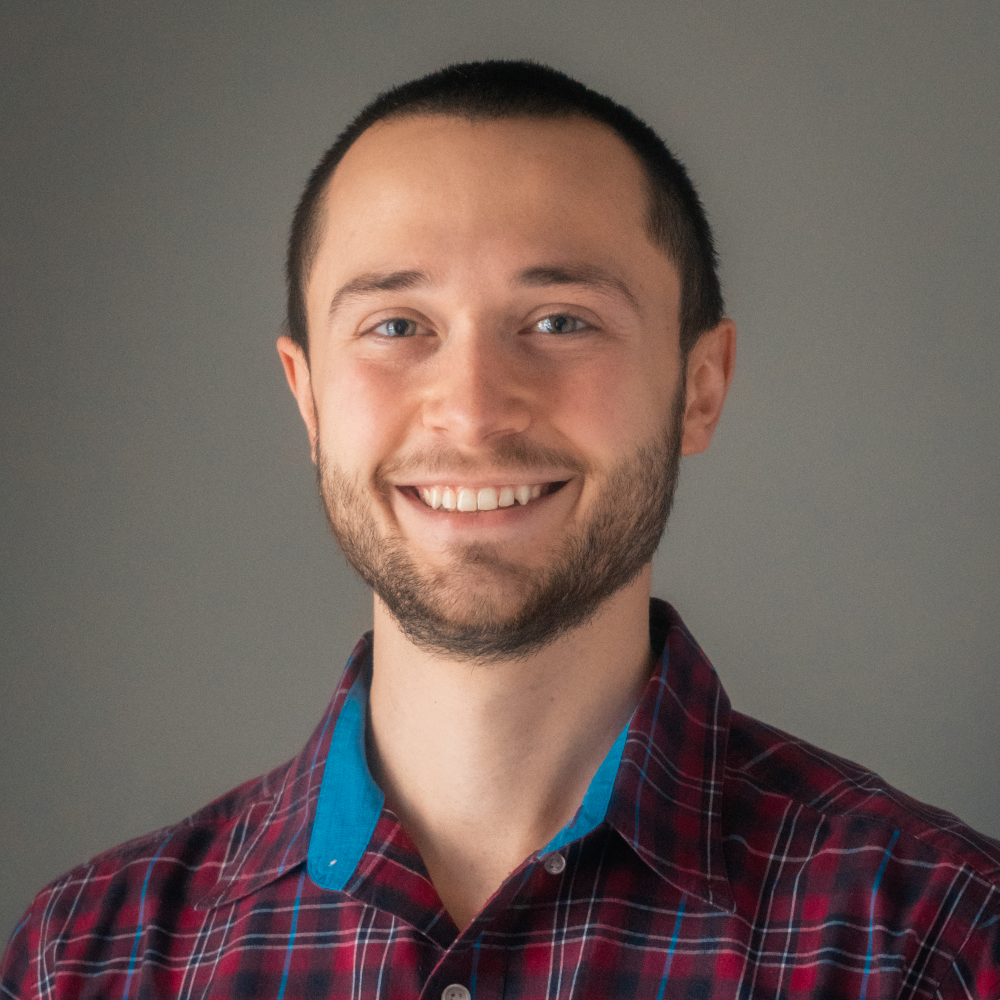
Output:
[{"xmin": 316, "ymin": 381, "xmax": 685, "ymax": 664}]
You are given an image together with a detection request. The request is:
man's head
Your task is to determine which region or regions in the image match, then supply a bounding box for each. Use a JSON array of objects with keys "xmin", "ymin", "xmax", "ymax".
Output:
[
  {"xmin": 286, "ymin": 60, "xmax": 723, "ymax": 363},
  {"xmin": 278, "ymin": 62, "xmax": 735, "ymax": 662}
]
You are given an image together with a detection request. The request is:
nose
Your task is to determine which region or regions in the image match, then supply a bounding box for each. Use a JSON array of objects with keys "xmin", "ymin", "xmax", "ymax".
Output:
[{"xmin": 421, "ymin": 325, "xmax": 533, "ymax": 446}]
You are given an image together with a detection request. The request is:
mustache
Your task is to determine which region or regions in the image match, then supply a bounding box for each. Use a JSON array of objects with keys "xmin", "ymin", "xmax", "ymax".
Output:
[{"xmin": 375, "ymin": 439, "xmax": 591, "ymax": 485}]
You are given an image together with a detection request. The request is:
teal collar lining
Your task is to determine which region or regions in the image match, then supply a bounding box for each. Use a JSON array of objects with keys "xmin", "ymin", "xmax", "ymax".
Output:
[
  {"xmin": 541, "ymin": 721, "xmax": 628, "ymax": 855},
  {"xmin": 307, "ymin": 670, "xmax": 631, "ymax": 892},
  {"xmin": 308, "ymin": 671, "xmax": 384, "ymax": 891}
]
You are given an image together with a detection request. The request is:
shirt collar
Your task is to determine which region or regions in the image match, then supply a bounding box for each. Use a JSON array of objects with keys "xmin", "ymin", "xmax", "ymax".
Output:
[
  {"xmin": 198, "ymin": 599, "xmax": 734, "ymax": 913},
  {"xmin": 194, "ymin": 638, "xmax": 369, "ymax": 910},
  {"xmin": 604, "ymin": 599, "xmax": 735, "ymax": 911},
  {"xmin": 306, "ymin": 655, "xmax": 632, "ymax": 893}
]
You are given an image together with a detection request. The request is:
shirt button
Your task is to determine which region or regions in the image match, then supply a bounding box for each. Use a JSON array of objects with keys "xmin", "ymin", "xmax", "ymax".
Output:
[
  {"xmin": 442, "ymin": 986, "xmax": 471, "ymax": 1000},
  {"xmin": 543, "ymin": 851, "xmax": 566, "ymax": 874}
]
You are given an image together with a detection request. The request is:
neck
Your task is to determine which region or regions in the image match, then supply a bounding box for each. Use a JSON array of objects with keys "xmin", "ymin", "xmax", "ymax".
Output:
[{"xmin": 366, "ymin": 566, "xmax": 655, "ymax": 931}]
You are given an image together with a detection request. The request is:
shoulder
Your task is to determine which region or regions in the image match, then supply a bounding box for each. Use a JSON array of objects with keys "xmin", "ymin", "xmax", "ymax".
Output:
[
  {"xmin": 725, "ymin": 708, "xmax": 1000, "ymax": 883},
  {"xmin": 1, "ymin": 759, "xmax": 290, "ymax": 999},
  {"xmin": 66, "ymin": 756, "xmax": 290, "ymax": 899},
  {"xmin": 722, "ymin": 712, "xmax": 1000, "ymax": 993}
]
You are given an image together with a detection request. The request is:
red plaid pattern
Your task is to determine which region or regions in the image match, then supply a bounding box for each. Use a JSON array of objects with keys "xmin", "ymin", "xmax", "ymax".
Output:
[{"xmin": 4, "ymin": 600, "xmax": 999, "ymax": 998}]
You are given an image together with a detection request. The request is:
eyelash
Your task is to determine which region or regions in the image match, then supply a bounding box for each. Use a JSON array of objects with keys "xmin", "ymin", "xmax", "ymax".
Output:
[
  {"xmin": 371, "ymin": 318, "xmax": 421, "ymax": 338},
  {"xmin": 534, "ymin": 314, "xmax": 588, "ymax": 335},
  {"xmin": 367, "ymin": 312, "xmax": 590, "ymax": 339}
]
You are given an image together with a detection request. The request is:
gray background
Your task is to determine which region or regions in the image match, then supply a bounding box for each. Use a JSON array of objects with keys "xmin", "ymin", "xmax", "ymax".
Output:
[{"xmin": 2, "ymin": 1, "xmax": 998, "ymax": 942}]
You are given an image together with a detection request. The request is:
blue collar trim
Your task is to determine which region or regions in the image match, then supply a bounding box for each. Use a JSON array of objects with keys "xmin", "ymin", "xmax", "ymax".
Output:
[
  {"xmin": 307, "ymin": 670, "xmax": 631, "ymax": 891},
  {"xmin": 307, "ymin": 671, "xmax": 384, "ymax": 891},
  {"xmin": 542, "ymin": 720, "xmax": 629, "ymax": 855}
]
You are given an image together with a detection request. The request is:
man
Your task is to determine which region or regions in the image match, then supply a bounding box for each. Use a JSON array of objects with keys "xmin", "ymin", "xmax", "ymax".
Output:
[{"xmin": 3, "ymin": 60, "xmax": 998, "ymax": 1000}]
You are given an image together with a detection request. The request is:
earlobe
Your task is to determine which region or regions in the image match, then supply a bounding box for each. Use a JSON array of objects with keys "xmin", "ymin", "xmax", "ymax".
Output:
[
  {"xmin": 276, "ymin": 335, "xmax": 320, "ymax": 463},
  {"xmin": 680, "ymin": 318, "xmax": 736, "ymax": 457}
]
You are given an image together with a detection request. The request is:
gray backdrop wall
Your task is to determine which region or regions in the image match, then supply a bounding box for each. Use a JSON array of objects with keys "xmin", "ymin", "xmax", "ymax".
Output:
[{"xmin": 2, "ymin": 1, "xmax": 998, "ymax": 942}]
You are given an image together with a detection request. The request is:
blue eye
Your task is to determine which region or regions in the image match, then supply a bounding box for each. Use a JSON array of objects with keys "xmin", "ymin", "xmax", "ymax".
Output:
[
  {"xmin": 536, "ymin": 314, "xmax": 586, "ymax": 335},
  {"xmin": 373, "ymin": 318, "xmax": 418, "ymax": 337}
]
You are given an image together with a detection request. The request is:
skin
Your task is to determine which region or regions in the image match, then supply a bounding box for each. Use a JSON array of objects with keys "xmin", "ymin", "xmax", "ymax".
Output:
[{"xmin": 278, "ymin": 113, "xmax": 735, "ymax": 930}]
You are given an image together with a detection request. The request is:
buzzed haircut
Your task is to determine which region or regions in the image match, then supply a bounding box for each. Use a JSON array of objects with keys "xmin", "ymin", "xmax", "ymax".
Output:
[{"xmin": 286, "ymin": 60, "xmax": 724, "ymax": 359}]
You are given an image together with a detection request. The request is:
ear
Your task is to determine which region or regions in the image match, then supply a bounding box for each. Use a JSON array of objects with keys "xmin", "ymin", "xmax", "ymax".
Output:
[
  {"xmin": 277, "ymin": 335, "xmax": 320, "ymax": 463},
  {"xmin": 680, "ymin": 318, "xmax": 736, "ymax": 457}
]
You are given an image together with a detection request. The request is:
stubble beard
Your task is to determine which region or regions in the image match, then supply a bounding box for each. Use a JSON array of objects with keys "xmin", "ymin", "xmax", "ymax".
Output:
[{"xmin": 316, "ymin": 382, "xmax": 685, "ymax": 664}]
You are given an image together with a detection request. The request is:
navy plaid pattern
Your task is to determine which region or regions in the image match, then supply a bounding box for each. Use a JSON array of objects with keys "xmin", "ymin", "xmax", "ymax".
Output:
[{"xmin": 4, "ymin": 600, "xmax": 999, "ymax": 998}]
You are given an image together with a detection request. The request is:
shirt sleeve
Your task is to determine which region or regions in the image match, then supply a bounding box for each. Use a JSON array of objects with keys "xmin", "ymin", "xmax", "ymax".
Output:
[{"xmin": 0, "ymin": 907, "xmax": 35, "ymax": 1000}]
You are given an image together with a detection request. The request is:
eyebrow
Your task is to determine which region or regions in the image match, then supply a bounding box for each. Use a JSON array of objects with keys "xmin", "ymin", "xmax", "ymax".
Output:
[
  {"xmin": 328, "ymin": 270, "xmax": 430, "ymax": 320},
  {"xmin": 326, "ymin": 263, "xmax": 640, "ymax": 321},
  {"xmin": 516, "ymin": 264, "xmax": 640, "ymax": 313}
]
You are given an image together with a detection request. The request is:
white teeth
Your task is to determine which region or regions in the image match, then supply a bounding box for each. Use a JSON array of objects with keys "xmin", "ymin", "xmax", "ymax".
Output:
[{"xmin": 417, "ymin": 483, "xmax": 549, "ymax": 511}]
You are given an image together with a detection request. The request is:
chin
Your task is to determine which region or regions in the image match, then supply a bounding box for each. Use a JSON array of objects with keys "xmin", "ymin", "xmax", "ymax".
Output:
[
  {"xmin": 401, "ymin": 555, "xmax": 549, "ymax": 632},
  {"xmin": 425, "ymin": 579, "xmax": 537, "ymax": 627}
]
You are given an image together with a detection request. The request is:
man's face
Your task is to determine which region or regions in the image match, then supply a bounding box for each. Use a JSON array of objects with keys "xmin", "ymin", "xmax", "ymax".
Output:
[{"xmin": 287, "ymin": 114, "xmax": 698, "ymax": 661}]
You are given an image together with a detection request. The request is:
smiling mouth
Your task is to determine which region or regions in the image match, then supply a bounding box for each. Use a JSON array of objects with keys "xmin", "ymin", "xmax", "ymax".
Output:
[{"xmin": 407, "ymin": 482, "xmax": 568, "ymax": 512}]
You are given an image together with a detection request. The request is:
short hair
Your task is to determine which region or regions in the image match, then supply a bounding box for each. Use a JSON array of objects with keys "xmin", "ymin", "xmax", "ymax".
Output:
[{"xmin": 286, "ymin": 60, "xmax": 723, "ymax": 359}]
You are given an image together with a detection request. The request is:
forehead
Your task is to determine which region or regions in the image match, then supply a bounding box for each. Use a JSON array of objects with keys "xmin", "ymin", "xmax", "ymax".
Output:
[
  {"xmin": 329, "ymin": 112, "xmax": 648, "ymax": 212},
  {"xmin": 310, "ymin": 114, "xmax": 661, "ymax": 281}
]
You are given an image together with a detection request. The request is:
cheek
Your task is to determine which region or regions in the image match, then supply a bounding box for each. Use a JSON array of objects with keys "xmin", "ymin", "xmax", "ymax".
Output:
[
  {"xmin": 553, "ymin": 359, "xmax": 672, "ymax": 459},
  {"xmin": 313, "ymin": 359, "xmax": 414, "ymax": 472}
]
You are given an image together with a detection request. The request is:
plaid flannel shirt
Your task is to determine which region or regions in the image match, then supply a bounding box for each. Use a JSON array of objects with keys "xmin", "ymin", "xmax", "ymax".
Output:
[{"xmin": 4, "ymin": 599, "xmax": 999, "ymax": 999}]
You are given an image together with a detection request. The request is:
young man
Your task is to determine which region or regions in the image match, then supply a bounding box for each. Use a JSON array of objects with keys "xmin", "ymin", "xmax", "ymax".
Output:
[{"xmin": 4, "ymin": 61, "xmax": 999, "ymax": 1000}]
